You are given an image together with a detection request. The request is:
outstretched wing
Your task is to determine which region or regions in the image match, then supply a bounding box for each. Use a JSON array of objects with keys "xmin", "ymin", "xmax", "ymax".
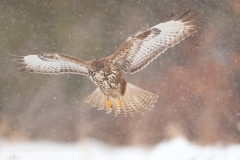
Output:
[
  {"xmin": 109, "ymin": 9, "xmax": 204, "ymax": 73},
  {"xmin": 14, "ymin": 49, "xmax": 89, "ymax": 75}
]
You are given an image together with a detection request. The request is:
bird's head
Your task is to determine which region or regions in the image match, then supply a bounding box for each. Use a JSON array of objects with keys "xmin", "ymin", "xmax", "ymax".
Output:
[
  {"xmin": 96, "ymin": 66, "xmax": 104, "ymax": 76},
  {"xmin": 90, "ymin": 58, "xmax": 105, "ymax": 76}
]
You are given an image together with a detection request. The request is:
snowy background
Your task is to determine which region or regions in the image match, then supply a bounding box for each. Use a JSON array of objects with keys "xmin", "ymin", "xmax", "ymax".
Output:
[
  {"xmin": 1, "ymin": 137, "xmax": 240, "ymax": 160},
  {"xmin": 0, "ymin": 0, "xmax": 240, "ymax": 159}
]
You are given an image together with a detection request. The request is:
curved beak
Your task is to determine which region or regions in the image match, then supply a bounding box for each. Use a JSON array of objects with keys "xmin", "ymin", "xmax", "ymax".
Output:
[{"xmin": 99, "ymin": 70, "xmax": 104, "ymax": 75}]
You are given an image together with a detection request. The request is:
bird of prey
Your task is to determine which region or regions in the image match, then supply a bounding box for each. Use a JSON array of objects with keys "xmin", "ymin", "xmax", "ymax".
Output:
[{"xmin": 14, "ymin": 10, "xmax": 204, "ymax": 117}]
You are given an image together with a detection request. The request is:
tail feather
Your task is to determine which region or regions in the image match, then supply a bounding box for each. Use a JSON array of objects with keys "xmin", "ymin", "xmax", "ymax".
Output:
[
  {"xmin": 94, "ymin": 90, "xmax": 103, "ymax": 107},
  {"xmin": 84, "ymin": 83, "xmax": 158, "ymax": 117},
  {"xmin": 85, "ymin": 88, "xmax": 103, "ymax": 108},
  {"xmin": 126, "ymin": 85, "xmax": 145, "ymax": 113},
  {"xmin": 119, "ymin": 100, "xmax": 127, "ymax": 116},
  {"xmin": 84, "ymin": 89, "xmax": 96, "ymax": 105},
  {"xmin": 136, "ymin": 94, "xmax": 148, "ymax": 107},
  {"xmin": 121, "ymin": 94, "xmax": 133, "ymax": 116},
  {"xmin": 92, "ymin": 93, "xmax": 100, "ymax": 107},
  {"xmin": 102, "ymin": 96, "xmax": 109, "ymax": 113},
  {"xmin": 135, "ymin": 93, "xmax": 154, "ymax": 110},
  {"xmin": 132, "ymin": 96, "xmax": 144, "ymax": 112},
  {"xmin": 128, "ymin": 83, "xmax": 157, "ymax": 111},
  {"xmin": 121, "ymin": 99, "xmax": 129, "ymax": 117}
]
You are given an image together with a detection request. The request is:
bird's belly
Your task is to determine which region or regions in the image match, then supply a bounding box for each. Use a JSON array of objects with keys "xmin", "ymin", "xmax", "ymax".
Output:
[{"xmin": 90, "ymin": 75, "xmax": 119, "ymax": 96}]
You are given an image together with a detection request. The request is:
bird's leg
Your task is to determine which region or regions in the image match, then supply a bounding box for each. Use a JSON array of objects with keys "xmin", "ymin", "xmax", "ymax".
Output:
[
  {"xmin": 106, "ymin": 96, "xmax": 112, "ymax": 108},
  {"xmin": 117, "ymin": 96, "xmax": 123, "ymax": 107}
]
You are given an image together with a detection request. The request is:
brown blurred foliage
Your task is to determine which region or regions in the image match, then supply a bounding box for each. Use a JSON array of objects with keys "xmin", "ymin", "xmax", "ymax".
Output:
[{"xmin": 0, "ymin": 0, "xmax": 240, "ymax": 145}]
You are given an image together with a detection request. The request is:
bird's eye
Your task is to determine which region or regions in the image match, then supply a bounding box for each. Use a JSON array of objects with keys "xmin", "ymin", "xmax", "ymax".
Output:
[{"xmin": 99, "ymin": 70, "xmax": 104, "ymax": 74}]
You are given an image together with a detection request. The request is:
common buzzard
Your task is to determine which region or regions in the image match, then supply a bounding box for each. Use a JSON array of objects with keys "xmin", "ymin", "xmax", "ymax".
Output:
[{"xmin": 14, "ymin": 10, "xmax": 204, "ymax": 117}]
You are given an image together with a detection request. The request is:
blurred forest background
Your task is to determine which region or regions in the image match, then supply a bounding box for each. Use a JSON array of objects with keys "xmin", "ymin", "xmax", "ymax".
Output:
[{"xmin": 1, "ymin": 0, "xmax": 240, "ymax": 146}]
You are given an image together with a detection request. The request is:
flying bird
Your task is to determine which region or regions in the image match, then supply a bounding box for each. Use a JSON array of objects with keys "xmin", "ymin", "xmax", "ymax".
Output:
[{"xmin": 14, "ymin": 10, "xmax": 204, "ymax": 117}]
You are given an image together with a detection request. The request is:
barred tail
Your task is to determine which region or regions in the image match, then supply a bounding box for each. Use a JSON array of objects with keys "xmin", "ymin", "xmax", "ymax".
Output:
[{"xmin": 84, "ymin": 83, "xmax": 158, "ymax": 117}]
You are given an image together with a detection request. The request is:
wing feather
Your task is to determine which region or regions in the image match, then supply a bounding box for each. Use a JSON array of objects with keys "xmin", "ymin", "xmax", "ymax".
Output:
[
  {"xmin": 14, "ymin": 50, "xmax": 89, "ymax": 75},
  {"xmin": 109, "ymin": 10, "xmax": 204, "ymax": 73}
]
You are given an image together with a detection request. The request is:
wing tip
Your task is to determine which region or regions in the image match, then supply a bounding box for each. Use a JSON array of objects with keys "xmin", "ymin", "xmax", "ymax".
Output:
[
  {"xmin": 174, "ymin": 9, "xmax": 193, "ymax": 21},
  {"xmin": 162, "ymin": 12, "xmax": 175, "ymax": 23},
  {"xmin": 34, "ymin": 48, "xmax": 45, "ymax": 55},
  {"xmin": 19, "ymin": 68, "xmax": 27, "ymax": 72},
  {"xmin": 162, "ymin": 9, "xmax": 204, "ymax": 26},
  {"xmin": 160, "ymin": 10, "xmax": 204, "ymax": 31}
]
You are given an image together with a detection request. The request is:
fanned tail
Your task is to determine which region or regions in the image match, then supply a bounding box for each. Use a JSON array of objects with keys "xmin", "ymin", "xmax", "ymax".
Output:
[{"xmin": 84, "ymin": 83, "xmax": 158, "ymax": 117}]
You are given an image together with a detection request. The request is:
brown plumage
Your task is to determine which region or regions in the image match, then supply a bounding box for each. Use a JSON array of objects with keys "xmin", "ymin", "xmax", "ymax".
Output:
[{"xmin": 14, "ymin": 10, "xmax": 204, "ymax": 117}]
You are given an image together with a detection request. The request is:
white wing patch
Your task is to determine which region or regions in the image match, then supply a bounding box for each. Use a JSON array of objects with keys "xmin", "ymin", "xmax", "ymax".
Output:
[
  {"xmin": 116, "ymin": 10, "xmax": 204, "ymax": 73},
  {"xmin": 14, "ymin": 51, "xmax": 89, "ymax": 75}
]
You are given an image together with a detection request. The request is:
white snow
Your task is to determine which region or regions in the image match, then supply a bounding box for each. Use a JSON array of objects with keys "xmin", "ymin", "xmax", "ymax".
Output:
[{"xmin": 0, "ymin": 137, "xmax": 239, "ymax": 160}]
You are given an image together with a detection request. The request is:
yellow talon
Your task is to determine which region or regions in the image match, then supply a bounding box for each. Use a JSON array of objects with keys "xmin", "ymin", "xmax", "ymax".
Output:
[
  {"xmin": 118, "ymin": 99, "xmax": 123, "ymax": 107},
  {"xmin": 106, "ymin": 100, "xmax": 112, "ymax": 108}
]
